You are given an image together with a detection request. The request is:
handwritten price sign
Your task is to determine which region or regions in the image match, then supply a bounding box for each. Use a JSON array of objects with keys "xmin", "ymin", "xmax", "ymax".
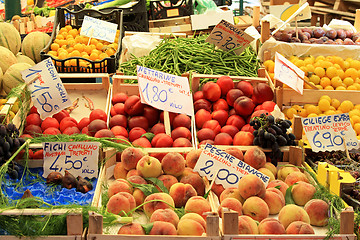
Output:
[
  {"xmin": 21, "ymin": 58, "xmax": 71, "ymax": 119},
  {"xmin": 80, "ymin": 16, "xmax": 117, "ymax": 43},
  {"xmin": 137, "ymin": 66, "xmax": 194, "ymax": 116},
  {"xmin": 274, "ymin": 52, "xmax": 304, "ymax": 95},
  {"xmin": 42, "ymin": 142, "xmax": 100, "ymax": 179},
  {"xmin": 302, "ymin": 113, "xmax": 359, "ymax": 152},
  {"xmin": 206, "ymin": 19, "xmax": 254, "ymax": 55},
  {"xmin": 194, "ymin": 144, "xmax": 270, "ymax": 189}
]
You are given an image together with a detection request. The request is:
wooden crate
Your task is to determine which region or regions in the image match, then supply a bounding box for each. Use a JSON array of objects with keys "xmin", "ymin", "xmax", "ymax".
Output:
[
  {"xmin": 111, "ymin": 74, "xmax": 196, "ymax": 152},
  {"xmin": 87, "ymin": 147, "xmax": 221, "ymax": 240},
  {"xmin": 149, "ymin": 16, "xmax": 193, "ymax": 34},
  {"xmin": 12, "ymin": 14, "xmax": 53, "ymax": 35}
]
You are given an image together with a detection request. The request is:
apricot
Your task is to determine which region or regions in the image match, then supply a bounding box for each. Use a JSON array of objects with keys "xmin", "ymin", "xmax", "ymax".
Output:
[
  {"xmin": 149, "ymin": 221, "xmax": 177, "ymax": 235},
  {"xmin": 150, "ymin": 209, "xmax": 179, "ymax": 227},
  {"xmin": 113, "ymin": 162, "xmax": 128, "ymax": 179},
  {"xmin": 285, "ymin": 171, "xmax": 309, "ymax": 186},
  {"xmin": 185, "ymin": 149, "xmax": 202, "ymax": 169},
  {"xmin": 226, "ymin": 89, "xmax": 244, "ymax": 107},
  {"xmin": 304, "ymin": 199, "xmax": 329, "ymax": 226},
  {"xmin": 258, "ymin": 218, "xmax": 286, "ymax": 234},
  {"xmin": 143, "ymin": 193, "xmax": 175, "ymax": 217},
  {"xmin": 121, "ymin": 147, "xmax": 146, "ymax": 171},
  {"xmin": 180, "ymin": 174, "xmax": 205, "ymax": 196},
  {"xmin": 170, "ymin": 182, "xmax": 197, "ymax": 207},
  {"xmin": 184, "ymin": 196, "xmax": 211, "ymax": 219},
  {"xmin": 128, "ymin": 116, "xmax": 149, "ymax": 130},
  {"xmin": 238, "ymin": 174, "xmax": 266, "ymax": 199},
  {"xmin": 286, "ymin": 221, "xmax": 315, "ymax": 234},
  {"xmin": 161, "ymin": 152, "xmax": 185, "ymax": 177},
  {"xmin": 108, "ymin": 179, "xmax": 133, "ymax": 197},
  {"xmin": 195, "ymin": 109, "xmax": 211, "ymax": 128},
  {"xmin": 118, "ymin": 222, "xmax": 145, "ymax": 235},
  {"xmin": 214, "ymin": 132, "xmax": 233, "ymax": 145},
  {"xmin": 218, "ymin": 197, "xmax": 242, "ymax": 217},
  {"xmin": 278, "ymin": 204, "xmax": 310, "ymax": 229},
  {"xmin": 124, "ymin": 95, "xmax": 144, "ymax": 116},
  {"xmin": 291, "ymin": 181, "xmax": 316, "ymax": 206},
  {"xmin": 243, "ymin": 147, "xmax": 266, "ymax": 169},
  {"xmin": 136, "ymin": 156, "xmax": 162, "ymax": 178},
  {"xmin": 202, "ymin": 82, "xmax": 221, "ymax": 102},
  {"xmin": 238, "ymin": 215, "xmax": 259, "ymax": 234},
  {"xmin": 242, "ymin": 196, "xmax": 269, "ymax": 221}
]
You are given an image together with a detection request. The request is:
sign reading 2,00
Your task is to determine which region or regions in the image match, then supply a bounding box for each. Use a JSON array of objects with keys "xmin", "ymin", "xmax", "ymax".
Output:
[{"xmin": 200, "ymin": 159, "xmax": 239, "ymax": 186}]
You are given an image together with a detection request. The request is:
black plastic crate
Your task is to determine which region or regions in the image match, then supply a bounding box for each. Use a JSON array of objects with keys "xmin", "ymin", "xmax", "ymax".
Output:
[
  {"xmin": 40, "ymin": 7, "xmax": 123, "ymax": 74},
  {"xmin": 149, "ymin": 0, "xmax": 193, "ymax": 20}
]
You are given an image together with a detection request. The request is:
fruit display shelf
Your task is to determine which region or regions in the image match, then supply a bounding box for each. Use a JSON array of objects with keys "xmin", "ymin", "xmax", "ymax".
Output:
[{"xmin": 87, "ymin": 147, "xmax": 221, "ymax": 240}]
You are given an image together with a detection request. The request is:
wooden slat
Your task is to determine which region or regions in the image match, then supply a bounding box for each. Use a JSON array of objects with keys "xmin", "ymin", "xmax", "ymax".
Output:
[
  {"xmin": 310, "ymin": 6, "xmax": 355, "ymax": 17},
  {"xmin": 0, "ymin": 209, "xmax": 81, "ymax": 216}
]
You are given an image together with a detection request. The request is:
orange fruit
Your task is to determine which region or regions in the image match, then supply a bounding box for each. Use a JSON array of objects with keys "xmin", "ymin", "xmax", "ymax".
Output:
[
  {"xmin": 90, "ymin": 38, "xmax": 98, "ymax": 45},
  {"xmin": 89, "ymin": 52, "xmax": 99, "ymax": 61},
  {"xmin": 74, "ymin": 43, "xmax": 84, "ymax": 53},
  {"xmin": 65, "ymin": 25, "xmax": 73, "ymax": 31},
  {"xmin": 71, "ymin": 50, "xmax": 81, "ymax": 57},
  {"xmin": 68, "ymin": 29, "xmax": 78, "ymax": 38},
  {"xmin": 50, "ymin": 43, "xmax": 60, "ymax": 51},
  {"xmin": 345, "ymin": 68, "xmax": 358, "ymax": 80},
  {"xmin": 58, "ymin": 51, "xmax": 68, "ymax": 59},
  {"xmin": 84, "ymin": 45, "xmax": 92, "ymax": 55},
  {"xmin": 96, "ymin": 42, "xmax": 104, "ymax": 51}
]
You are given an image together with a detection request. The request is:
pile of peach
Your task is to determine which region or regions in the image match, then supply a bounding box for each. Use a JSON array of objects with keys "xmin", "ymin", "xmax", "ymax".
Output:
[
  {"xmin": 106, "ymin": 147, "xmax": 211, "ymax": 235},
  {"xmin": 194, "ymin": 76, "xmax": 276, "ymax": 146},
  {"xmin": 109, "ymin": 92, "xmax": 193, "ymax": 148},
  {"xmin": 211, "ymin": 147, "xmax": 328, "ymax": 235}
]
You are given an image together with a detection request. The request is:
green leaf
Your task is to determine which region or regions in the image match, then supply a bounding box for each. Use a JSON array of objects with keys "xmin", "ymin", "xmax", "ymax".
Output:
[
  {"xmin": 146, "ymin": 177, "xmax": 169, "ymax": 194},
  {"xmin": 127, "ymin": 181, "xmax": 159, "ymax": 196},
  {"xmin": 274, "ymin": 185, "xmax": 281, "ymax": 190},
  {"xmin": 204, "ymin": 188, "xmax": 211, "ymax": 199},
  {"xmin": 141, "ymin": 223, "xmax": 154, "ymax": 235},
  {"xmin": 285, "ymin": 184, "xmax": 296, "ymax": 205},
  {"xmin": 173, "ymin": 207, "xmax": 186, "ymax": 219},
  {"xmin": 140, "ymin": 133, "xmax": 155, "ymax": 142}
]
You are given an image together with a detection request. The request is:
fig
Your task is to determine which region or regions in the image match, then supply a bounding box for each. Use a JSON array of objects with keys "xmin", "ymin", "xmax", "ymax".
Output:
[
  {"xmin": 302, "ymin": 28, "xmax": 313, "ymax": 37},
  {"xmin": 46, "ymin": 172, "xmax": 63, "ymax": 184},
  {"xmin": 313, "ymin": 28, "xmax": 325, "ymax": 38},
  {"xmin": 273, "ymin": 31, "xmax": 282, "ymax": 40},
  {"xmin": 325, "ymin": 29, "xmax": 337, "ymax": 39},
  {"xmin": 309, "ymin": 38, "xmax": 317, "ymax": 43},
  {"xmin": 320, "ymin": 36, "xmax": 328, "ymax": 42},
  {"xmin": 352, "ymin": 33, "xmax": 360, "ymax": 42},
  {"xmin": 325, "ymin": 39, "xmax": 334, "ymax": 44},
  {"xmin": 21, "ymin": 189, "xmax": 34, "ymax": 199},
  {"xmin": 345, "ymin": 30, "xmax": 354, "ymax": 38},
  {"xmin": 336, "ymin": 29, "xmax": 346, "ymax": 40},
  {"xmin": 290, "ymin": 37, "xmax": 301, "ymax": 43},
  {"xmin": 303, "ymin": 32, "xmax": 311, "ymax": 39},
  {"xmin": 76, "ymin": 176, "xmax": 93, "ymax": 193},
  {"xmin": 344, "ymin": 38, "xmax": 355, "ymax": 45},
  {"xmin": 279, "ymin": 33, "xmax": 291, "ymax": 42},
  {"xmin": 62, "ymin": 170, "xmax": 78, "ymax": 189}
]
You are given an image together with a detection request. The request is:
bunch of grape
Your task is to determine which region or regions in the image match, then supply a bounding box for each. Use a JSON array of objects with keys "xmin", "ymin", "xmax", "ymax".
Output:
[
  {"xmin": 0, "ymin": 123, "xmax": 25, "ymax": 179},
  {"xmin": 250, "ymin": 113, "xmax": 296, "ymax": 164}
]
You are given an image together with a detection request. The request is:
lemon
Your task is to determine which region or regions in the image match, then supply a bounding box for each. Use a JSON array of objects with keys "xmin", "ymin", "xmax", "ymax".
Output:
[
  {"xmin": 339, "ymin": 100, "xmax": 354, "ymax": 113},
  {"xmin": 318, "ymin": 99, "xmax": 331, "ymax": 112}
]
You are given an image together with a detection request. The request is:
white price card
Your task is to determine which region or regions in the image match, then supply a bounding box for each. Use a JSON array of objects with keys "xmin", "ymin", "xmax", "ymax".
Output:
[
  {"xmin": 137, "ymin": 65, "xmax": 194, "ymax": 116},
  {"xmin": 21, "ymin": 58, "xmax": 71, "ymax": 119},
  {"xmin": 274, "ymin": 52, "xmax": 304, "ymax": 95},
  {"xmin": 194, "ymin": 144, "xmax": 270, "ymax": 189},
  {"xmin": 302, "ymin": 113, "xmax": 359, "ymax": 152},
  {"xmin": 206, "ymin": 19, "xmax": 254, "ymax": 55},
  {"xmin": 42, "ymin": 142, "xmax": 100, "ymax": 179},
  {"xmin": 80, "ymin": 16, "xmax": 117, "ymax": 43}
]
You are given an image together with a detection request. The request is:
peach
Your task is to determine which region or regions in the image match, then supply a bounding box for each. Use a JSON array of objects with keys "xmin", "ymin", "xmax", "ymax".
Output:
[
  {"xmin": 107, "ymin": 193, "xmax": 131, "ymax": 216},
  {"xmin": 211, "ymin": 182, "xmax": 225, "ymax": 199},
  {"xmin": 211, "ymin": 110, "xmax": 228, "ymax": 127},
  {"xmin": 285, "ymin": 171, "xmax": 309, "ymax": 186},
  {"xmin": 128, "ymin": 116, "xmax": 149, "ymax": 130},
  {"xmin": 172, "ymin": 114, "xmax": 191, "ymax": 129},
  {"xmin": 180, "ymin": 167, "xmax": 200, "ymax": 178},
  {"xmin": 218, "ymin": 197, "xmax": 243, "ymax": 217},
  {"xmin": 157, "ymin": 175, "xmax": 178, "ymax": 191},
  {"xmin": 234, "ymin": 96, "xmax": 255, "ymax": 117},
  {"xmin": 264, "ymin": 162, "xmax": 277, "ymax": 178},
  {"xmin": 213, "ymin": 98, "xmax": 229, "ymax": 111},
  {"xmin": 180, "ymin": 213, "xmax": 206, "ymax": 231},
  {"xmin": 169, "ymin": 182, "xmax": 197, "ymax": 207},
  {"xmin": 108, "ymin": 179, "xmax": 133, "ymax": 197},
  {"xmin": 121, "ymin": 147, "xmax": 146, "ymax": 171},
  {"xmin": 226, "ymin": 89, "xmax": 244, "ymax": 107},
  {"xmin": 202, "ymin": 82, "xmax": 221, "ymax": 102},
  {"xmin": 277, "ymin": 165, "xmax": 300, "ymax": 181},
  {"xmin": 126, "ymin": 169, "xmax": 140, "ymax": 178},
  {"xmin": 184, "ymin": 196, "xmax": 211, "ymax": 219},
  {"xmin": 221, "ymin": 125, "xmax": 239, "ymax": 138},
  {"xmin": 233, "ymin": 131, "xmax": 254, "ymax": 145},
  {"xmin": 113, "ymin": 162, "xmax": 128, "ymax": 179},
  {"xmin": 149, "ymin": 221, "xmax": 177, "ymax": 235},
  {"xmin": 41, "ymin": 117, "xmax": 59, "ymax": 131},
  {"xmin": 224, "ymin": 147, "xmax": 244, "ymax": 160},
  {"xmin": 143, "ymin": 193, "xmax": 175, "ymax": 217},
  {"xmin": 89, "ymin": 109, "xmax": 107, "ymax": 122},
  {"xmin": 116, "ymin": 192, "xmax": 136, "ymax": 210},
  {"xmin": 238, "ymin": 215, "xmax": 259, "ymax": 234},
  {"xmin": 267, "ymin": 180, "xmax": 289, "ymax": 197},
  {"xmin": 173, "ymin": 137, "xmax": 192, "ymax": 147},
  {"xmin": 133, "ymin": 188, "xmax": 145, "ymax": 207},
  {"xmin": 161, "ymin": 152, "xmax": 185, "ymax": 177},
  {"xmin": 124, "ymin": 95, "xmax": 144, "ymax": 116},
  {"xmin": 304, "ymin": 199, "xmax": 329, "ymax": 226},
  {"xmin": 220, "ymin": 187, "xmax": 244, "ymax": 203},
  {"xmin": 291, "ymin": 181, "xmax": 316, "ymax": 206},
  {"xmin": 238, "ymin": 174, "xmax": 266, "ymax": 199},
  {"xmin": 112, "ymin": 92, "xmax": 128, "ymax": 105},
  {"xmin": 136, "ymin": 156, "xmax": 162, "ymax": 178},
  {"xmin": 180, "ymin": 174, "xmax": 205, "ymax": 196},
  {"xmin": 160, "ymin": 112, "xmax": 177, "ymax": 125},
  {"xmin": 194, "ymin": 99, "xmax": 211, "ymax": 112},
  {"xmin": 127, "ymin": 175, "xmax": 147, "ymax": 185},
  {"xmin": 195, "ymin": 109, "xmax": 211, "ymax": 128},
  {"xmin": 87, "ymin": 119, "xmax": 107, "ymax": 136},
  {"xmin": 263, "ymin": 188, "xmax": 285, "ymax": 214},
  {"xmin": 118, "ymin": 222, "xmax": 145, "ymax": 235},
  {"xmin": 150, "ymin": 209, "xmax": 179, "ymax": 227},
  {"xmin": 253, "ymin": 83, "xmax": 274, "ymax": 104},
  {"xmin": 258, "ymin": 218, "xmax": 286, "ymax": 234},
  {"xmin": 278, "ymin": 204, "xmax": 310, "ymax": 229},
  {"xmin": 185, "ymin": 149, "xmax": 202, "ymax": 169},
  {"xmin": 177, "ymin": 219, "xmax": 205, "ymax": 236},
  {"xmin": 242, "ymin": 196, "xmax": 269, "ymax": 222},
  {"xmin": 171, "ymin": 127, "xmax": 192, "ymax": 141},
  {"xmin": 143, "ymin": 105, "xmax": 160, "ymax": 127},
  {"xmin": 151, "ymin": 123, "xmax": 165, "ymax": 135},
  {"xmin": 244, "ymin": 147, "xmax": 266, "ymax": 170},
  {"xmin": 214, "ymin": 132, "xmax": 233, "ymax": 145},
  {"xmin": 151, "ymin": 133, "xmax": 173, "ymax": 148},
  {"xmin": 241, "ymin": 124, "xmax": 255, "ymax": 133},
  {"xmin": 236, "ymin": 81, "xmax": 253, "ymax": 98},
  {"xmin": 128, "ymin": 127, "xmax": 146, "ymax": 142},
  {"xmin": 94, "ymin": 129, "xmax": 114, "ymax": 138},
  {"xmin": 258, "ymin": 168, "xmax": 275, "ymax": 182},
  {"xmin": 202, "ymin": 120, "xmax": 221, "ymax": 135},
  {"xmin": 226, "ymin": 115, "xmax": 246, "ymax": 130},
  {"xmin": 286, "ymin": 221, "xmax": 315, "ymax": 234},
  {"xmin": 197, "ymin": 128, "xmax": 215, "ymax": 142}
]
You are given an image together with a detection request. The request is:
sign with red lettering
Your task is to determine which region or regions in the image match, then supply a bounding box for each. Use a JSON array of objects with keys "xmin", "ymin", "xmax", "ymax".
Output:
[
  {"xmin": 42, "ymin": 142, "xmax": 100, "ymax": 179},
  {"xmin": 206, "ymin": 19, "xmax": 254, "ymax": 55},
  {"xmin": 302, "ymin": 113, "xmax": 359, "ymax": 152},
  {"xmin": 194, "ymin": 143, "xmax": 270, "ymax": 188}
]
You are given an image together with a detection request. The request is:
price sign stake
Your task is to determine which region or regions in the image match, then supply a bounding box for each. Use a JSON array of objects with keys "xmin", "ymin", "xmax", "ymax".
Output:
[
  {"xmin": 21, "ymin": 58, "xmax": 72, "ymax": 119},
  {"xmin": 80, "ymin": 16, "xmax": 117, "ymax": 43},
  {"xmin": 42, "ymin": 142, "xmax": 100, "ymax": 179},
  {"xmin": 302, "ymin": 113, "xmax": 359, "ymax": 152},
  {"xmin": 137, "ymin": 65, "xmax": 194, "ymax": 116},
  {"xmin": 194, "ymin": 144, "xmax": 270, "ymax": 189},
  {"xmin": 206, "ymin": 19, "xmax": 254, "ymax": 55}
]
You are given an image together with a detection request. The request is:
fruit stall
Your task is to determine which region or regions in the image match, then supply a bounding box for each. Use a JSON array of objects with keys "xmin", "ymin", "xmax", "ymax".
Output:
[{"xmin": 1, "ymin": 0, "xmax": 360, "ymax": 239}]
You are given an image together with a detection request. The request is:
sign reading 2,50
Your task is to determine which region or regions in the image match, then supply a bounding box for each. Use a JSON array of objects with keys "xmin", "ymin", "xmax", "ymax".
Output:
[
  {"xmin": 50, "ymin": 155, "xmax": 86, "ymax": 172},
  {"xmin": 200, "ymin": 160, "xmax": 239, "ymax": 185}
]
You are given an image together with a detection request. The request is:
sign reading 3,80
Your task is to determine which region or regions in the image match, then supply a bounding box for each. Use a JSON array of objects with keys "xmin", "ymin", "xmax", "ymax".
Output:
[
  {"xmin": 42, "ymin": 142, "xmax": 100, "ymax": 179},
  {"xmin": 194, "ymin": 144, "xmax": 270, "ymax": 189},
  {"xmin": 21, "ymin": 58, "xmax": 71, "ymax": 119}
]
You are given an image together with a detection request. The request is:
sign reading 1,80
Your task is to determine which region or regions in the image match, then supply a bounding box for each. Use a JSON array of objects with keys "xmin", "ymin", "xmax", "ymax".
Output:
[{"xmin": 142, "ymin": 82, "xmax": 168, "ymax": 104}]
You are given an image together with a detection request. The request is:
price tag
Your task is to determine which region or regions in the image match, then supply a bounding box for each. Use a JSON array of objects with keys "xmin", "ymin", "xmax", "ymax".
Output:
[
  {"xmin": 21, "ymin": 58, "xmax": 71, "ymax": 119},
  {"xmin": 274, "ymin": 52, "xmax": 304, "ymax": 95},
  {"xmin": 206, "ymin": 19, "xmax": 254, "ymax": 55},
  {"xmin": 42, "ymin": 142, "xmax": 100, "ymax": 179},
  {"xmin": 302, "ymin": 113, "xmax": 359, "ymax": 152},
  {"xmin": 137, "ymin": 65, "xmax": 194, "ymax": 116},
  {"xmin": 80, "ymin": 16, "xmax": 117, "ymax": 43},
  {"xmin": 194, "ymin": 144, "xmax": 270, "ymax": 189}
]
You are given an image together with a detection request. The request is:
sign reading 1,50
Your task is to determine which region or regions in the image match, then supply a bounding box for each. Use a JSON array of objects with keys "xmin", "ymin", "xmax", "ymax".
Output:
[
  {"xmin": 313, "ymin": 131, "xmax": 344, "ymax": 149},
  {"xmin": 200, "ymin": 159, "xmax": 239, "ymax": 185},
  {"xmin": 210, "ymin": 31, "xmax": 241, "ymax": 50},
  {"xmin": 26, "ymin": 69, "xmax": 59, "ymax": 113},
  {"xmin": 50, "ymin": 155, "xmax": 86, "ymax": 172},
  {"xmin": 142, "ymin": 82, "xmax": 169, "ymax": 104}
]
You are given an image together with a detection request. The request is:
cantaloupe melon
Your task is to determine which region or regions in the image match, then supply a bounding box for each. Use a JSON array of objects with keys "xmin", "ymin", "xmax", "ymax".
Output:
[
  {"xmin": 0, "ymin": 22, "xmax": 21, "ymax": 55},
  {"xmin": 0, "ymin": 46, "xmax": 17, "ymax": 73},
  {"xmin": 16, "ymin": 53, "xmax": 35, "ymax": 66},
  {"xmin": 2, "ymin": 63, "xmax": 31, "ymax": 94},
  {"xmin": 21, "ymin": 32, "xmax": 50, "ymax": 63}
]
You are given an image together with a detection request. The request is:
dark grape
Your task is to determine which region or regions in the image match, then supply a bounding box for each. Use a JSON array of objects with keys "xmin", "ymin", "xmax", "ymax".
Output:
[
  {"xmin": 6, "ymin": 123, "xmax": 15, "ymax": 133},
  {"xmin": 259, "ymin": 129, "xmax": 265, "ymax": 138},
  {"xmin": 260, "ymin": 113, "xmax": 266, "ymax": 118},
  {"xmin": 13, "ymin": 164, "xmax": 20, "ymax": 172},
  {"xmin": 266, "ymin": 141, "xmax": 272, "ymax": 148},
  {"xmin": 288, "ymin": 133, "xmax": 296, "ymax": 140},
  {"xmin": 267, "ymin": 115, "xmax": 275, "ymax": 123},
  {"xmin": 268, "ymin": 133, "xmax": 276, "ymax": 142},
  {"xmin": 6, "ymin": 136, "xmax": 13, "ymax": 149},
  {"xmin": 267, "ymin": 127, "xmax": 276, "ymax": 135},
  {"xmin": 13, "ymin": 138, "xmax": 20, "ymax": 148},
  {"xmin": 253, "ymin": 124, "xmax": 260, "ymax": 130},
  {"xmin": 277, "ymin": 135, "xmax": 287, "ymax": 146},
  {"xmin": 8, "ymin": 169, "xmax": 19, "ymax": 179},
  {"xmin": 249, "ymin": 120, "xmax": 255, "ymax": 126},
  {"xmin": 0, "ymin": 146, "xmax": 3, "ymax": 157},
  {"xmin": 0, "ymin": 125, "xmax": 6, "ymax": 136},
  {"xmin": 271, "ymin": 141, "xmax": 279, "ymax": 151},
  {"xmin": 285, "ymin": 119, "xmax": 292, "ymax": 127},
  {"xmin": 18, "ymin": 138, "xmax": 25, "ymax": 146},
  {"xmin": 253, "ymin": 130, "xmax": 258, "ymax": 136},
  {"xmin": 4, "ymin": 151, "xmax": 12, "ymax": 159},
  {"xmin": 280, "ymin": 120, "xmax": 290, "ymax": 129},
  {"xmin": 272, "ymin": 125, "xmax": 283, "ymax": 135},
  {"xmin": 264, "ymin": 132, "xmax": 271, "ymax": 140},
  {"xmin": 3, "ymin": 142, "xmax": 10, "ymax": 152},
  {"xmin": 253, "ymin": 137, "xmax": 260, "ymax": 145}
]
